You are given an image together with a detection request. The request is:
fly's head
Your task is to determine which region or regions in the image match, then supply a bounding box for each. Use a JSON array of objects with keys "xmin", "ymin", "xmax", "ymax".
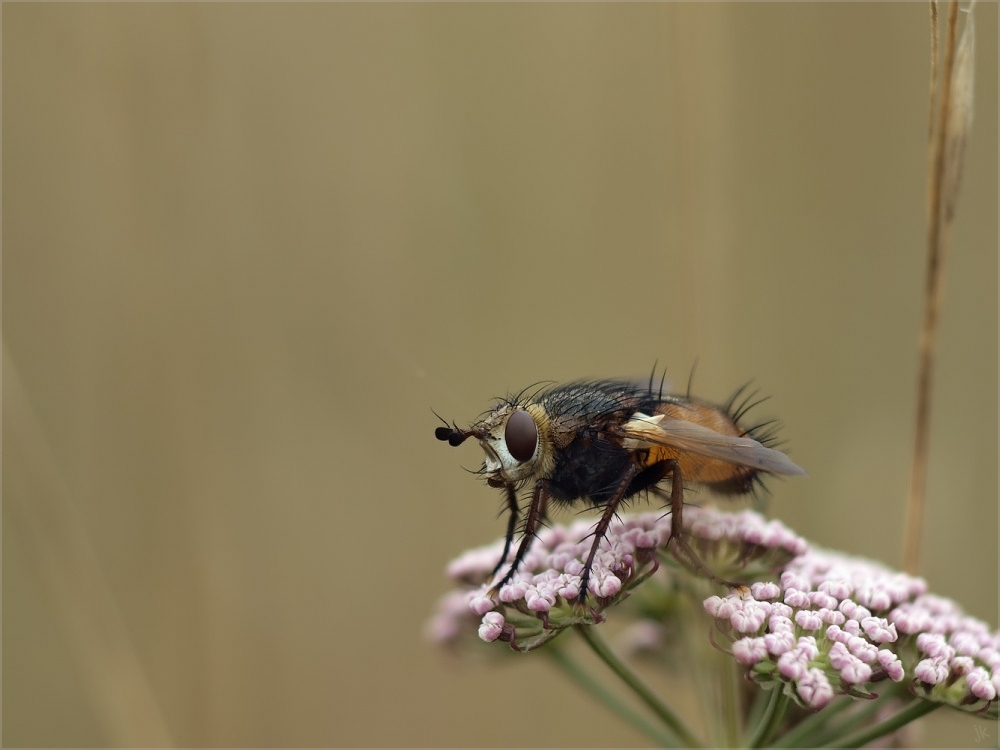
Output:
[{"xmin": 434, "ymin": 401, "xmax": 555, "ymax": 487}]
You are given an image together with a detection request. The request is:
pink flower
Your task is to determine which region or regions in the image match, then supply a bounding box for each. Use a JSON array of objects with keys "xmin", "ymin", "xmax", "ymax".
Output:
[
  {"xmin": 698, "ymin": 537, "xmax": 1000, "ymax": 717},
  {"xmin": 825, "ymin": 624, "xmax": 850, "ymax": 644},
  {"xmin": 703, "ymin": 596, "xmax": 725, "ymax": 617},
  {"xmin": 732, "ymin": 602, "xmax": 769, "ymax": 633},
  {"xmin": 828, "ymin": 642, "xmax": 853, "ymax": 670},
  {"xmin": 770, "ymin": 603, "xmax": 793, "ymax": 620},
  {"xmin": 950, "ymin": 631, "xmax": 982, "ymax": 657},
  {"xmin": 778, "ymin": 650, "xmax": 808, "ymax": 681},
  {"xmin": 765, "ymin": 630, "xmax": 796, "ymax": 656},
  {"xmin": 469, "ymin": 594, "xmax": 496, "ymax": 616},
  {"xmin": 715, "ymin": 596, "xmax": 741, "ymax": 619},
  {"xmin": 847, "ymin": 636, "xmax": 877, "ymax": 664},
  {"xmin": 591, "ymin": 571, "xmax": 622, "ymax": 599},
  {"xmin": 809, "ymin": 592, "xmax": 838, "ymax": 610},
  {"xmin": 784, "ymin": 589, "xmax": 811, "ymax": 608},
  {"xmin": 917, "ymin": 633, "xmax": 955, "ymax": 661},
  {"xmin": 855, "ymin": 585, "xmax": 892, "ymax": 611},
  {"xmin": 914, "ymin": 657, "xmax": 949, "ymax": 685},
  {"xmin": 433, "ymin": 506, "xmax": 1000, "ymax": 723},
  {"xmin": 752, "ymin": 582, "xmax": 782, "ymax": 601},
  {"xmin": 478, "ymin": 612, "xmax": 506, "ymax": 642},
  {"xmin": 950, "ymin": 656, "xmax": 974, "ymax": 676},
  {"xmin": 966, "ymin": 668, "xmax": 997, "ymax": 701},
  {"xmin": 890, "ymin": 606, "xmax": 931, "ymax": 634},
  {"xmin": 797, "ymin": 668, "xmax": 834, "ymax": 709},
  {"xmin": 795, "ymin": 610, "xmax": 824, "ymax": 631},
  {"xmin": 525, "ymin": 586, "xmax": 555, "ymax": 612},
  {"xmin": 839, "ymin": 658, "xmax": 873, "ymax": 685},
  {"xmin": 877, "ymin": 650, "xmax": 905, "ymax": 682},
  {"xmin": 817, "ymin": 608, "xmax": 845, "ymax": 626},
  {"xmin": 861, "ymin": 616, "xmax": 897, "ymax": 643},
  {"xmin": 769, "ymin": 615, "xmax": 794, "ymax": 635},
  {"xmin": 819, "ymin": 580, "xmax": 852, "ymax": 599},
  {"xmin": 733, "ymin": 637, "xmax": 768, "ymax": 665}
]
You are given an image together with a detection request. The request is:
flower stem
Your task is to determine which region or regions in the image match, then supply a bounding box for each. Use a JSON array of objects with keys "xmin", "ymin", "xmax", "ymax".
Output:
[
  {"xmin": 675, "ymin": 585, "xmax": 720, "ymax": 745},
  {"xmin": 747, "ymin": 687, "xmax": 790, "ymax": 748},
  {"xmin": 807, "ymin": 692, "xmax": 896, "ymax": 747},
  {"xmin": 547, "ymin": 644, "xmax": 680, "ymax": 748},
  {"xmin": 743, "ymin": 687, "xmax": 782, "ymax": 748},
  {"xmin": 771, "ymin": 695, "xmax": 854, "ymax": 748},
  {"xmin": 830, "ymin": 699, "xmax": 941, "ymax": 748},
  {"xmin": 743, "ymin": 684, "xmax": 772, "ymax": 738},
  {"xmin": 721, "ymin": 651, "xmax": 742, "ymax": 747},
  {"xmin": 575, "ymin": 624, "xmax": 703, "ymax": 748}
]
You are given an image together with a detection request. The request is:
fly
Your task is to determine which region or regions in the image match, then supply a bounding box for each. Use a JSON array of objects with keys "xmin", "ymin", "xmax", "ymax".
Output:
[{"xmin": 435, "ymin": 376, "xmax": 805, "ymax": 603}]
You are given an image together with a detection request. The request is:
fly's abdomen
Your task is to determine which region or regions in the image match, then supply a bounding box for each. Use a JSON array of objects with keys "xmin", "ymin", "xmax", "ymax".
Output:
[{"xmin": 647, "ymin": 398, "xmax": 760, "ymax": 492}]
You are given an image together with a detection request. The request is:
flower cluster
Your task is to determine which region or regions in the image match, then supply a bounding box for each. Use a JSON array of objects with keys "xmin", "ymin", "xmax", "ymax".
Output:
[
  {"xmin": 706, "ymin": 548, "xmax": 999, "ymax": 717},
  {"xmin": 429, "ymin": 503, "xmax": 1000, "ymax": 748},
  {"xmin": 428, "ymin": 506, "xmax": 806, "ymax": 652}
]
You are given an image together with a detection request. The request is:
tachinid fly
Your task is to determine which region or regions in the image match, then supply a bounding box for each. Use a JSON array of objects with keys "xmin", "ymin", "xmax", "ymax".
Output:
[{"xmin": 435, "ymin": 377, "xmax": 805, "ymax": 603}]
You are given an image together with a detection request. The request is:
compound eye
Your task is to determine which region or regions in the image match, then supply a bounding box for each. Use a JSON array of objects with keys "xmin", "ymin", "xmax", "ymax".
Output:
[{"xmin": 504, "ymin": 409, "xmax": 538, "ymax": 462}]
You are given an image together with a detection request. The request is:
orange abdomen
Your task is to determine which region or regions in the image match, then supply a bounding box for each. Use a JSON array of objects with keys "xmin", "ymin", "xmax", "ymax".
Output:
[{"xmin": 646, "ymin": 400, "xmax": 756, "ymax": 489}]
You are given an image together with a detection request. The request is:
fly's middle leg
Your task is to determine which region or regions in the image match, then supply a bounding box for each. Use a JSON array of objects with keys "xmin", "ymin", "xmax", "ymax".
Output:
[{"xmin": 577, "ymin": 463, "xmax": 639, "ymax": 604}]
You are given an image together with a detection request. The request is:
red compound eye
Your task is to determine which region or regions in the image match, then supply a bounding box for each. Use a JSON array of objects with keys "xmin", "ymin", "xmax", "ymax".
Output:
[{"xmin": 504, "ymin": 409, "xmax": 538, "ymax": 462}]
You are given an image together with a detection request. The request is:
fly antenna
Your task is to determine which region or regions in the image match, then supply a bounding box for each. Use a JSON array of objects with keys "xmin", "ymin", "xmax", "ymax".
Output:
[{"xmin": 431, "ymin": 408, "xmax": 472, "ymax": 446}]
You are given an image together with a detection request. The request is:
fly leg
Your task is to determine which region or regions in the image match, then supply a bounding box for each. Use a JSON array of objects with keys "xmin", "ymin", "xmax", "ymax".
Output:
[
  {"xmin": 489, "ymin": 479, "xmax": 549, "ymax": 594},
  {"xmin": 489, "ymin": 484, "xmax": 520, "ymax": 580},
  {"xmin": 577, "ymin": 463, "xmax": 639, "ymax": 604},
  {"xmin": 662, "ymin": 459, "xmax": 745, "ymax": 590}
]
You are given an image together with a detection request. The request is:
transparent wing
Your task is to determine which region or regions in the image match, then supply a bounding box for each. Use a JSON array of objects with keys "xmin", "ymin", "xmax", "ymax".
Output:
[{"xmin": 623, "ymin": 414, "xmax": 806, "ymax": 476}]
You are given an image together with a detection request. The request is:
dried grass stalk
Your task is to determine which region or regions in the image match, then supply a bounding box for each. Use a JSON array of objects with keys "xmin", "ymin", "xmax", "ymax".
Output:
[{"xmin": 903, "ymin": 0, "xmax": 976, "ymax": 576}]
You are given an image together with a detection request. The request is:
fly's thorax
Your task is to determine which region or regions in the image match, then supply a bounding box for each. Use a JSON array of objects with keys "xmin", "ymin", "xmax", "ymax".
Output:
[{"xmin": 477, "ymin": 401, "xmax": 556, "ymax": 485}]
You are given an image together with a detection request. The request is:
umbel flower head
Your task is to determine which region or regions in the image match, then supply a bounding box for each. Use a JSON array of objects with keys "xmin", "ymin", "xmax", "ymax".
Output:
[
  {"xmin": 706, "ymin": 548, "xmax": 999, "ymax": 717},
  {"xmin": 428, "ymin": 507, "xmax": 805, "ymax": 652},
  {"xmin": 428, "ymin": 506, "xmax": 999, "ymax": 725}
]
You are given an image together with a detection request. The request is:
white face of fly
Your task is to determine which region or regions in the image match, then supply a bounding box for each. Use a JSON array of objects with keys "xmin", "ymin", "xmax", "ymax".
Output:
[{"xmin": 475, "ymin": 404, "xmax": 544, "ymax": 485}]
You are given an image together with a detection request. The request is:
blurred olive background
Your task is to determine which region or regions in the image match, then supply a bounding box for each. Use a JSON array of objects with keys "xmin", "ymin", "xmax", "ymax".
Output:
[{"xmin": 3, "ymin": 3, "xmax": 996, "ymax": 747}]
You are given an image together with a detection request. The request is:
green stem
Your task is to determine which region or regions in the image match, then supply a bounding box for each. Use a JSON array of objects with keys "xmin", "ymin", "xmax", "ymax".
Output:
[
  {"xmin": 743, "ymin": 686, "xmax": 772, "ymax": 739},
  {"xmin": 755, "ymin": 690, "xmax": 790, "ymax": 748},
  {"xmin": 675, "ymin": 581, "xmax": 718, "ymax": 746},
  {"xmin": 831, "ymin": 699, "xmax": 940, "ymax": 748},
  {"xmin": 721, "ymin": 652, "xmax": 741, "ymax": 747},
  {"xmin": 743, "ymin": 687, "xmax": 782, "ymax": 748},
  {"xmin": 807, "ymin": 694, "xmax": 890, "ymax": 747},
  {"xmin": 771, "ymin": 695, "xmax": 854, "ymax": 748},
  {"xmin": 575, "ymin": 625, "xmax": 703, "ymax": 748},
  {"xmin": 547, "ymin": 645, "xmax": 679, "ymax": 748}
]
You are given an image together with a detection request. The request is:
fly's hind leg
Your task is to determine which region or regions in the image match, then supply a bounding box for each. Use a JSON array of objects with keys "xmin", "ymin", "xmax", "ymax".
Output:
[{"xmin": 660, "ymin": 459, "xmax": 746, "ymax": 591}]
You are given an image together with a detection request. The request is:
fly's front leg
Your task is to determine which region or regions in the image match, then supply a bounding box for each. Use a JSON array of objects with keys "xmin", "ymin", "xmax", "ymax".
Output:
[
  {"xmin": 490, "ymin": 484, "xmax": 520, "ymax": 580},
  {"xmin": 577, "ymin": 463, "xmax": 639, "ymax": 604},
  {"xmin": 489, "ymin": 479, "xmax": 549, "ymax": 595}
]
